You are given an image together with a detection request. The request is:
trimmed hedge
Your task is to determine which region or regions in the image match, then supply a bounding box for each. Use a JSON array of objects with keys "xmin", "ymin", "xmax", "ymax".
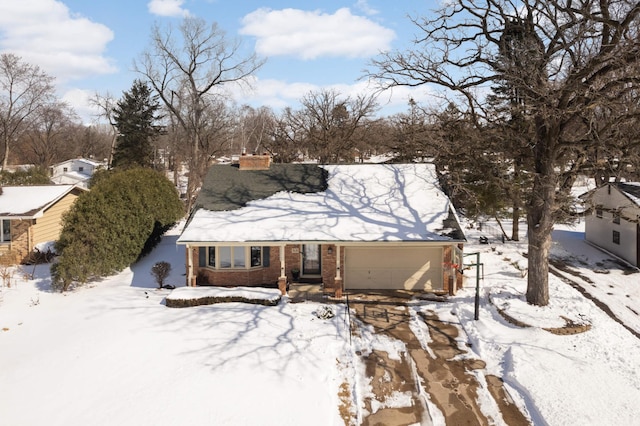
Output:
[
  {"xmin": 166, "ymin": 295, "xmax": 281, "ymax": 308},
  {"xmin": 51, "ymin": 168, "xmax": 184, "ymax": 291}
]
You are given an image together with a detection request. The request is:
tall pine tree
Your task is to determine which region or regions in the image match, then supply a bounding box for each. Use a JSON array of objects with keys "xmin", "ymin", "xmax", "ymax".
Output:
[{"xmin": 111, "ymin": 80, "xmax": 162, "ymax": 169}]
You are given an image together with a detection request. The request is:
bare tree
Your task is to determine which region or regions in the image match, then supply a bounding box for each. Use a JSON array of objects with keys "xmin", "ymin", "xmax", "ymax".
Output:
[
  {"xmin": 0, "ymin": 53, "xmax": 55, "ymax": 168},
  {"xmin": 262, "ymin": 107, "xmax": 304, "ymax": 163},
  {"xmin": 90, "ymin": 92, "xmax": 119, "ymax": 167},
  {"xmin": 387, "ymin": 98, "xmax": 433, "ymax": 162},
  {"xmin": 291, "ymin": 89, "xmax": 379, "ymax": 163},
  {"xmin": 370, "ymin": 0, "xmax": 640, "ymax": 306},
  {"xmin": 24, "ymin": 102, "xmax": 78, "ymax": 167},
  {"xmin": 73, "ymin": 124, "xmax": 113, "ymax": 162},
  {"xmin": 233, "ymin": 105, "xmax": 275, "ymax": 155},
  {"xmin": 135, "ymin": 16, "xmax": 264, "ymax": 210}
]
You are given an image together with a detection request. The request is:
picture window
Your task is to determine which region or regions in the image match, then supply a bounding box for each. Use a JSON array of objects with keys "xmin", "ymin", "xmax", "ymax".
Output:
[{"xmin": 207, "ymin": 246, "xmax": 263, "ymax": 269}]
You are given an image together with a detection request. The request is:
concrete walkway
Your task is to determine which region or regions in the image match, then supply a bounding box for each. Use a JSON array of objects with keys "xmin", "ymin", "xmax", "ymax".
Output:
[
  {"xmin": 346, "ymin": 291, "xmax": 529, "ymax": 426},
  {"xmin": 287, "ymin": 283, "xmax": 326, "ymax": 303}
]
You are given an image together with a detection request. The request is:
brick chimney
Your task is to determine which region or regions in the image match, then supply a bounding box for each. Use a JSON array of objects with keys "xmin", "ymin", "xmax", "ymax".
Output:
[{"xmin": 238, "ymin": 153, "xmax": 271, "ymax": 170}]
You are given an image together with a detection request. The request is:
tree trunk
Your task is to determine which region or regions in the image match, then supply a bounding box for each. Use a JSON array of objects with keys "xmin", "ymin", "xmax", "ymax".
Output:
[
  {"xmin": 526, "ymin": 215, "xmax": 551, "ymax": 306},
  {"xmin": 511, "ymin": 161, "xmax": 521, "ymax": 241},
  {"xmin": 2, "ymin": 132, "xmax": 9, "ymax": 169},
  {"xmin": 511, "ymin": 205, "xmax": 520, "ymax": 241},
  {"xmin": 525, "ymin": 128, "xmax": 557, "ymax": 306}
]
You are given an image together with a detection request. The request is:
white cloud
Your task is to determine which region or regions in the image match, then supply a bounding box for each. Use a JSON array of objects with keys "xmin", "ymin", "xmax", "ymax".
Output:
[
  {"xmin": 354, "ymin": 0, "xmax": 380, "ymax": 16},
  {"xmin": 147, "ymin": 0, "xmax": 190, "ymax": 17},
  {"xmin": 60, "ymin": 88, "xmax": 100, "ymax": 124},
  {"xmin": 240, "ymin": 8, "xmax": 395, "ymax": 60},
  {"xmin": 228, "ymin": 76, "xmax": 317, "ymax": 110},
  {"xmin": 0, "ymin": 0, "xmax": 116, "ymax": 82}
]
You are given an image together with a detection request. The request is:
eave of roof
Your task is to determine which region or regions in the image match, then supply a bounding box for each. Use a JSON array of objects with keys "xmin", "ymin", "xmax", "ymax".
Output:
[{"xmin": 0, "ymin": 185, "xmax": 80, "ymax": 218}]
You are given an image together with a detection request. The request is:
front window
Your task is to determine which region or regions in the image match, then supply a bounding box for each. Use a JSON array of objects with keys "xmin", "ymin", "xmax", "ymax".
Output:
[
  {"xmin": 208, "ymin": 247, "xmax": 216, "ymax": 267},
  {"xmin": 1, "ymin": 220, "xmax": 10, "ymax": 243},
  {"xmin": 219, "ymin": 247, "xmax": 232, "ymax": 268},
  {"xmin": 613, "ymin": 211, "xmax": 620, "ymax": 224},
  {"xmin": 596, "ymin": 205, "xmax": 603, "ymax": 218},
  {"xmin": 233, "ymin": 247, "xmax": 245, "ymax": 268},
  {"xmin": 613, "ymin": 230, "xmax": 620, "ymax": 245},
  {"xmin": 206, "ymin": 246, "xmax": 263, "ymax": 269},
  {"xmin": 251, "ymin": 246, "xmax": 262, "ymax": 267}
]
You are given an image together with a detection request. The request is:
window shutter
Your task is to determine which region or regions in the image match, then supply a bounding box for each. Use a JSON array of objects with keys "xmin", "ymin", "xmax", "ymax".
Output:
[
  {"xmin": 263, "ymin": 246, "xmax": 270, "ymax": 267},
  {"xmin": 198, "ymin": 247, "xmax": 206, "ymax": 267}
]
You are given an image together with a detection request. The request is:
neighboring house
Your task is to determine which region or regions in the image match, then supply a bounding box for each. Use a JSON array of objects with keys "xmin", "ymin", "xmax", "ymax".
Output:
[
  {"xmin": 177, "ymin": 155, "xmax": 466, "ymax": 296},
  {"xmin": 49, "ymin": 158, "xmax": 103, "ymax": 188},
  {"xmin": 583, "ymin": 182, "xmax": 640, "ymax": 268},
  {"xmin": 0, "ymin": 185, "xmax": 85, "ymax": 263}
]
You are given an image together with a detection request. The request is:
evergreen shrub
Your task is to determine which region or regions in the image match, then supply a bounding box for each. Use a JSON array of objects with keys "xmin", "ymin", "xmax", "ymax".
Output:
[{"xmin": 51, "ymin": 168, "xmax": 184, "ymax": 291}]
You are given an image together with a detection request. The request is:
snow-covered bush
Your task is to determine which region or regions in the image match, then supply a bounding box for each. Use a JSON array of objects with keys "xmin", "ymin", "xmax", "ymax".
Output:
[{"xmin": 314, "ymin": 305, "xmax": 335, "ymax": 320}]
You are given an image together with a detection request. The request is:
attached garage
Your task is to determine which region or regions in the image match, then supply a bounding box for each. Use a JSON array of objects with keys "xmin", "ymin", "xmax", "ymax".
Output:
[{"xmin": 344, "ymin": 246, "xmax": 444, "ymax": 291}]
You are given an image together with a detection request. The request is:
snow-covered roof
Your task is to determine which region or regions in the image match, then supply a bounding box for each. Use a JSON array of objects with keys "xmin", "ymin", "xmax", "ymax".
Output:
[
  {"xmin": 0, "ymin": 185, "xmax": 79, "ymax": 218},
  {"xmin": 616, "ymin": 182, "xmax": 640, "ymax": 206},
  {"xmin": 52, "ymin": 158, "xmax": 102, "ymax": 168},
  {"xmin": 178, "ymin": 163, "xmax": 465, "ymax": 244},
  {"xmin": 50, "ymin": 171, "xmax": 92, "ymax": 187}
]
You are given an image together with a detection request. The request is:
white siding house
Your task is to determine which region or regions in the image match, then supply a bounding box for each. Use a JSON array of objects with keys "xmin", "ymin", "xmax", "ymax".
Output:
[
  {"xmin": 584, "ymin": 183, "xmax": 640, "ymax": 268},
  {"xmin": 49, "ymin": 158, "xmax": 104, "ymax": 188}
]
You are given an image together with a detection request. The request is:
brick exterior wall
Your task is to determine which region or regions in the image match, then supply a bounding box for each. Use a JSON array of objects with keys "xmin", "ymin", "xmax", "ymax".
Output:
[
  {"xmin": 238, "ymin": 154, "xmax": 271, "ymax": 170},
  {"xmin": 284, "ymin": 244, "xmax": 302, "ymax": 281},
  {"xmin": 192, "ymin": 246, "xmax": 281, "ymax": 287},
  {"xmin": 321, "ymin": 244, "xmax": 343, "ymax": 295},
  {"xmin": 443, "ymin": 245, "xmax": 454, "ymax": 295},
  {"xmin": 442, "ymin": 244, "xmax": 465, "ymax": 295},
  {"xmin": 187, "ymin": 243, "xmax": 344, "ymax": 295},
  {"xmin": 6, "ymin": 220, "xmax": 34, "ymax": 263}
]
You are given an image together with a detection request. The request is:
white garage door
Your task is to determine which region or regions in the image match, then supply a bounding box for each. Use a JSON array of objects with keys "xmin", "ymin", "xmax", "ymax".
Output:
[{"xmin": 344, "ymin": 247, "xmax": 443, "ymax": 291}]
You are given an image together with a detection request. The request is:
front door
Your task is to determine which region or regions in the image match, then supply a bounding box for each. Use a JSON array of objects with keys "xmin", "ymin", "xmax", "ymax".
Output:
[{"xmin": 302, "ymin": 244, "xmax": 321, "ymax": 275}]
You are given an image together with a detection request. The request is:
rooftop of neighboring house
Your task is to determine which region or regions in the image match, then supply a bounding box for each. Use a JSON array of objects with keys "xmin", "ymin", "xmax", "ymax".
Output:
[
  {"xmin": 0, "ymin": 185, "xmax": 81, "ymax": 218},
  {"xmin": 614, "ymin": 182, "xmax": 640, "ymax": 206},
  {"xmin": 53, "ymin": 158, "xmax": 103, "ymax": 168}
]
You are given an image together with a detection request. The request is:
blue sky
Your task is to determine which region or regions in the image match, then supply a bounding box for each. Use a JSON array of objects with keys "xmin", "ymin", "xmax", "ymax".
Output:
[{"xmin": 0, "ymin": 0, "xmax": 437, "ymax": 123}]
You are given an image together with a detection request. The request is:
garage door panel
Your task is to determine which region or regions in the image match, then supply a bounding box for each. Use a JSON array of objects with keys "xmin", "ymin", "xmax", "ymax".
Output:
[
  {"xmin": 346, "ymin": 269, "xmax": 392, "ymax": 289},
  {"xmin": 345, "ymin": 247, "xmax": 443, "ymax": 291}
]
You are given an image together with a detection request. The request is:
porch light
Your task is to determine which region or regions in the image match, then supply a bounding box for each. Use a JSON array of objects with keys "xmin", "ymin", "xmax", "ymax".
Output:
[{"xmin": 328, "ymin": 247, "xmax": 333, "ymax": 254}]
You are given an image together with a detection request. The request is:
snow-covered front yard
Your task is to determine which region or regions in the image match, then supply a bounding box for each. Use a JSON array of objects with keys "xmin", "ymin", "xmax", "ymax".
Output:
[{"xmin": 1, "ymin": 220, "xmax": 640, "ymax": 425}]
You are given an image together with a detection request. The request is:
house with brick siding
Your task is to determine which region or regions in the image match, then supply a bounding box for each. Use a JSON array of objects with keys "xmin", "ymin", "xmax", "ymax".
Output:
[
  {"xmin": 583, "ymin": 182, "xmax": 640, "ymax": 268},
  {"xmin": 0, "ymin": 185, "xmax": 85, "ymax": 263},
  {"xmin": 177, "ymin": 155, "xmax": 466, "ymax": 297}
]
